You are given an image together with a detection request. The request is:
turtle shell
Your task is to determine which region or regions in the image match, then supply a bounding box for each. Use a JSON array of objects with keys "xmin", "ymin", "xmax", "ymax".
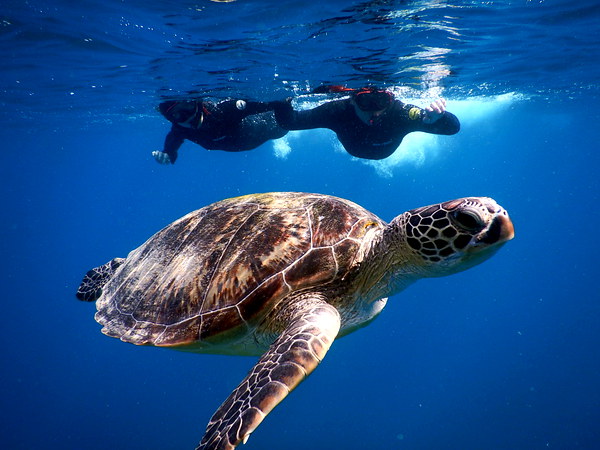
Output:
[{"xmin": 95, "ymin": 192, "xmax": 384, "ymax": 348}]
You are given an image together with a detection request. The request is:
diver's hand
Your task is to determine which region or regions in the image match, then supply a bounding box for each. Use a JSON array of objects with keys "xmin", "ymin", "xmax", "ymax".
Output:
[
  {"xmin": 423, "ymin": 98, "xmax": 447, "ymax": 124},
  {"xmin": 152, "ymin": 150, "xmax": 172, "ymax": 165}
]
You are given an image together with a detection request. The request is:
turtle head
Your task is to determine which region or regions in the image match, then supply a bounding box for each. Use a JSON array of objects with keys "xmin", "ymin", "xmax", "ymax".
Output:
[{"xmin": 388, "ymin": 197, "xmax": 514, "ymax": 278}]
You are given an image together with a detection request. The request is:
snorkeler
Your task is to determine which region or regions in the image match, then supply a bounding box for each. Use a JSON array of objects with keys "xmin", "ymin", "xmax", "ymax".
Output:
[
  {"xmin": 271, "ymin": 86, "xmax": 460, "ymax": 160},
  {"xmin": 152, "ymin": 98, "xmax": 287, "ymax": 164}
]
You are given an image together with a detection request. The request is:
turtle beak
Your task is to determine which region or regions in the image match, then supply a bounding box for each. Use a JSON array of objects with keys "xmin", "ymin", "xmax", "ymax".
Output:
[{"xmin": 479, "ymin": 213, "xmax": 514, "ymax": 245}]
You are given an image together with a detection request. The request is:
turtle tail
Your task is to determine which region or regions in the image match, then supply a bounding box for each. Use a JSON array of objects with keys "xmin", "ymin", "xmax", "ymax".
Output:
[{"xmin": 76, "ymin": 258, "xmax": 125, "ymax": 302}]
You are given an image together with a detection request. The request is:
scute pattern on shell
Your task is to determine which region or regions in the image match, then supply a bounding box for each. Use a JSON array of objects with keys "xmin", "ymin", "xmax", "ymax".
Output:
[{"xmin": 94, "ymin": 193, "xmax": 384, "ymax": 347}]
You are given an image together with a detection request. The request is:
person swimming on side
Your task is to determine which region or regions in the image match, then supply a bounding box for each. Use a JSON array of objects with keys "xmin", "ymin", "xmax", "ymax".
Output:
[
  {"xmin": 152, "ymin": 98, "xmax": 287, "ymax": 164},
  {"xmin": 271, "ymin": 86, "xmax": 460, "ymax": 160}
]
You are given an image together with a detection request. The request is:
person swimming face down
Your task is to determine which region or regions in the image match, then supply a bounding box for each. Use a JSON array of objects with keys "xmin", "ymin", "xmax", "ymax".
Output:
[{"xmin": 159, "ymin": 100, "xmax": 204, "ymax": 129}]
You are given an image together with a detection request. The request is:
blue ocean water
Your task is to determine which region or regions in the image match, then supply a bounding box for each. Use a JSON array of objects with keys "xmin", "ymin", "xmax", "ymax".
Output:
[{"xmin": 1, "ymin": 0, "xmax": 599, "ymax": 449}]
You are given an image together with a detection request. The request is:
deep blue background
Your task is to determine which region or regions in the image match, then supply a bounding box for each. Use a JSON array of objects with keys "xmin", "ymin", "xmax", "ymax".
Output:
[{"xmin": 1, "ymin": 1, "xmax": 599, "ymax": 449}]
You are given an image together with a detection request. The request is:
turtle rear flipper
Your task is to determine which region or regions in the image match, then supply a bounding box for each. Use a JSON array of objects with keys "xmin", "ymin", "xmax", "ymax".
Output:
[{"xmin": 76, "ymin": 258, "xmax": 125, "ymax": 302}]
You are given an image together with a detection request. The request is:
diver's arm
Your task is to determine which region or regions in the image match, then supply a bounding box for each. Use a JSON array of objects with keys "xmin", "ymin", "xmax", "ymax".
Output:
[
  {"xmin": 424, "ymin": 110, "xmax": 460, "ymax": 135},
  {"xmin": 158, "ymin": 126, "xmax": 185, "ymax": 163},
  {"xmin": 400, "ymin": 102, "xmax": 460, "ymax": 135},
  {"xmin": 421, "ymin": 98, "xmax": 460, "ymax": 134}
]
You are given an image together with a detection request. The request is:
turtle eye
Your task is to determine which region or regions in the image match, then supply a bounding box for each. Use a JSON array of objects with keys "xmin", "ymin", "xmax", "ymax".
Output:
[{"xmin": 451, "ymin": 210, "xmax": 484, "ymax": 232}]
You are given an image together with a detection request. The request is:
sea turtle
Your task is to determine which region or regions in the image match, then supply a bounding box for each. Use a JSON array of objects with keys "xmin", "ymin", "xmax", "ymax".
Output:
[{"xmin": 76, "ymin": 192, "xmax": 514, "ymax": 449}]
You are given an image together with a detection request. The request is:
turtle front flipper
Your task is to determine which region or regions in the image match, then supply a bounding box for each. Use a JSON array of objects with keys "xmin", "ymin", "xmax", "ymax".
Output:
[
  {"xmin": 75, "ymin": 258, "xmax": 125, "ymax": 302},
  {"xmin": 197, "ymin": 298, "xmax": 341, "ymax": 450}
]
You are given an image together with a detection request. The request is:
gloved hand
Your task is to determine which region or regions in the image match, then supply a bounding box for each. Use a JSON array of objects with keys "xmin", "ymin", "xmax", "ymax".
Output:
[{"xmin": 152, "ymin": 150, "xmax": 172, "ymax": 165}]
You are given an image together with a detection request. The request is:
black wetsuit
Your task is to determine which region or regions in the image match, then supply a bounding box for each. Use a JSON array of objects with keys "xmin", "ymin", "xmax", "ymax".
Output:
[
  {"xmin": 273, "ymin": 98, "xmax": 460, "ymax": 160},
  {"xmin": 162, "ymin": 100, "xmax": 287, "ymax": 163}
]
